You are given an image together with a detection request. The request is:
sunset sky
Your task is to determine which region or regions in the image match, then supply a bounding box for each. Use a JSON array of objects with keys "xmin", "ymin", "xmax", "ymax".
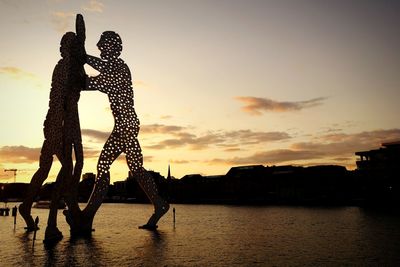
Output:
[{"xmin": 1, "ymin": 0, "xmax": 399, "ymax": 183}]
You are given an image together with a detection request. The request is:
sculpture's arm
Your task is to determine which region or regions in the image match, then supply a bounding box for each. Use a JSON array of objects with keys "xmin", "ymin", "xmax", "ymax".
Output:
[
  {"xmin": 76, "ymin": 66, "xmax": 88, "ymax": 91},
  {"xmin": 81, "ymin": 54, "xmax": 106, "ymax": 91},
  {"xmin": 76, "ymin": 14, "xmax": 87, "ymax": 66},
  {"xmin": 76, "ymin": 14, "xmax": 85, "ymax": 45},
  {"xmin": 83, "ymin": 75, "xmax": 100, "ymax": 91},
  {"xmin": 87, "ymin": 55, "xmax": 104, "ymax": 72}
]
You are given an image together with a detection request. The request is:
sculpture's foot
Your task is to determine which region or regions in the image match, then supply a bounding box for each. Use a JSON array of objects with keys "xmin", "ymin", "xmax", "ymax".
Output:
[
  {"xmin": 138, "ymin": 224, "xmax": 158, "ymax": 230},
  {"xmin": 19, "ymin": 203, "xmax": 38, "ymax": 231},
  {"xmin": 74, "ymin": 214, "xmax": 95, "ymax": 236},
  {"xmin": 142, "ymin": 199, "xmax": 170, "ymax": 229},
  {"xmin": 64, "ymin": 209, "xmax": 94, "ymax": 236},
  {"xmin": 43, "ymin": 226, "xmax": 63, "ymax": 244}
]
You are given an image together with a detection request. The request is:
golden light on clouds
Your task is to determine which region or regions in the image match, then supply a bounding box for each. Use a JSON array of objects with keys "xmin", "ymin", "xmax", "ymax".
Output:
[
  {"xmin": 82, "ymin": 0, "xmax": 104, "ymax": 13},
  {"xmin": 235, "ymin": 96, "xmax": 327, "ymax": 115},
  {"xmin": 0, "ymin": 146, "xmax": 40, "ymax": 163},
  {"xmin": 51, "ymin": 11, "xmax": 75, "ymax": 33},
  {"xmin": 0, "ymin": 66, "xmax": 37, "ymax": 80}
]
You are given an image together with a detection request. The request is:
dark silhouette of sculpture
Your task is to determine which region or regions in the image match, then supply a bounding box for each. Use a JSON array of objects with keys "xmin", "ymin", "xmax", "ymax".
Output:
[
  {"xmin": 61, "ymin": 13, "xmax": 86, "ymax": 233},
  {"xmin": 19, "ymin": 15, "xmax": 86, "ymax": 242},
  {"xmin": 20, "ymin": 13, "xmax": 167, "ymax": 239},
  {"xmin": 66, "ymin": 31, "xmax": 169, "ymax": 232}
]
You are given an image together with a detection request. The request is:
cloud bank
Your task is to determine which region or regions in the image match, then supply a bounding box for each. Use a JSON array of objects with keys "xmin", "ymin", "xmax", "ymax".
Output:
[
  {"xmin": 235, "ymin": 96, "xmax": 327, "ymax": 115},
  {"xmin": 140, "ymin": 124, "xmax": 290, "ymax": 150},
  {"xmin": 50, "ymin": 11, "xmax": 75, "ymax": 33},
  {"xmin": 82, "ymin": 129, "xmax": 109, "ymax": 142},
  {"xmin": 3, "ymin": 126, "xmax": 398, "ymax": 173},
  {"xmin": 0, "ymin": 66, "xmax": 36, "ymax": 80},
  {"xmin": 0, "ymin": 146, "xmax": 40, "ymax": 163},
  {"xmin": 82, "ymin": 0, "xmax": 104, "ymax": 13},
  {"xmin": 208, "ymin": 128, "xmax": 400, "ymax": 167}
]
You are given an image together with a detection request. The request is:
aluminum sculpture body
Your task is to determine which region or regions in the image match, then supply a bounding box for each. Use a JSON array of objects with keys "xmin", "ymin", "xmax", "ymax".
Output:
[
  {"xmin": 20, "ymin": 14, "xmax": 168, "ymax": 239},
  {"xmin": 71, "ymin": 31, "xmax": 169, "ymax": 232},
  {"xmin": 19, "ymin": 15, "xmax": 86, "ymax": 243}
]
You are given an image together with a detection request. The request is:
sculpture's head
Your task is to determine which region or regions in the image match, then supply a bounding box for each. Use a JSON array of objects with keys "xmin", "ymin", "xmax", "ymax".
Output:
[
  {"xmin": 60, "ymin": 32, "xmax": 78, "ymax": 59},
  {"xmin": 97, "ymin": 31, "xmax": 122, "ymax": 60}
]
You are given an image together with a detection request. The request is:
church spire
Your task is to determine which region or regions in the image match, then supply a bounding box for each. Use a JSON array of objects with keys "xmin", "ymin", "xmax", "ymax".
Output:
[{"xmin": 167, "ymin": 164, "xmax": 171, "ymax": 180}]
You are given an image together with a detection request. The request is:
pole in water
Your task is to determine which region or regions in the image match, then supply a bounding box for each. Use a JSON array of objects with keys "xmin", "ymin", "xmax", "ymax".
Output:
[
  {"xmin": 12, "ymin": 205, "xmax": 17, "ymax": 229},
  {"xmin": 32, "ymin": 216, "xmax": 39, "ymax": 248},
  {"xmin": 173, "ymin": 207, "xmax": 176, "ymax": 226}
]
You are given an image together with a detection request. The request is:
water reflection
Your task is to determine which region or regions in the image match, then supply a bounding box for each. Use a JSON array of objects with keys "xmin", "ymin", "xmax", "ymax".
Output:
[
  {"xmin": 43, "ymin": 235, "xmax": 105, "ymax": 266},
  {"xmin": 2, "ymin": 204, "xmax": 400, "ymax": 266},
  {"xmin": 66, "ymin": 236, "xmax": 104, "ymax": 266},
  {"xmin": 44, "ymin": 242, "xmax": 59, "ymax": 266},
  {"xmin": 41, "ymin": 230, "xmax": 167, "ymax": 266},
  {"xmin": 135, "ymin": 230, "xmax": 167, "ymax": 266},
  {"xmin": 18, "ymin": 232, "xmax": 36, "ymax": 266}
]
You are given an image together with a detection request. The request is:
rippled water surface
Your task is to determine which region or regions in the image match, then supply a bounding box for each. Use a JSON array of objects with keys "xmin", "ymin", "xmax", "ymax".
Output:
[{"xmin": 1, "ymin": 203, "xmax": 400, "ymax": 266}]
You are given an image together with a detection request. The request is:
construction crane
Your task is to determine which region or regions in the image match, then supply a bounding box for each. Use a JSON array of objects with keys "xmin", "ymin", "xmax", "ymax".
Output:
[{"xmin": 4, "ymin": 169, "xmax": 17, "ymax": 183}]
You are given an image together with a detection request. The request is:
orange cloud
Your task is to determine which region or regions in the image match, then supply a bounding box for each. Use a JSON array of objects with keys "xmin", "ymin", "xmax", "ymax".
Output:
[
  {"xmin": 224, "ymin": 148, "xmax": 241, "ymax": 152},
  {"xmin": 82, "ymin": 146, "xmax": 101, "ymax": 159},
  {"xmin": 223, "ymin": 130, "xmax": 290, "ymax": 145},
  {"xmin": 160, "ymin": 115, "xmax": 173, "ymax": 120},
  {"xmin": 293, "ymin": 129, "xmax": 400, "ymax": 155},
  {"xmin": 170, "ymin": 159, "xmax": 190, "ymax": 164},
  {"xmin": 133, "ymin": 80, "xmax": 150, "ymax": 89},
  {"xmin": 235, "ymin": 96, "xmax": 327, "ymax": 115},
  {"xmin": 207, "ymin": 149, "xmax": 325, "ymax": 166},
  {"xmin": 0, "ymin": 146, "xmax": 40, "ymax": 163},
  {"xmin": 51, "ymin": 11, "xmax": 75, "ymax": 33},
  {"xmin": 0, "ymin": 144, "xmax": 101, "ymax": 166},
  {"xmin": 0, "ymin": 66, "xmax": 36, "ymax": 79},
  {"xmin": 207, "ymin": 128, "xmax": 400, "ymax": 167},
  {"xmin": 82, "ymin": 129, "xmax": 109, "ymax": 142},
  {"xmin": 82, "ymin": 0, "xmax": 104, "ymax": 13},
  {"xmin": 140, "ymin": 124, "xmax": 185, "ymax": 134},
  {"xmin": 143, "ymin": 125, "xmax": 290, "ymax": 150}
]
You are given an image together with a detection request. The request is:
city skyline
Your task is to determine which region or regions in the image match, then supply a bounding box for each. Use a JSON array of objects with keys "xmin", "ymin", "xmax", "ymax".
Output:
[{"xmin": 1, "ymin": 0, "xmax": 400, "ymax": 183}]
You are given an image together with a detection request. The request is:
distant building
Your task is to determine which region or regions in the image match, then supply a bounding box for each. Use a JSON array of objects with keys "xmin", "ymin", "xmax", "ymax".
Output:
[
  {"xmin": 0, "ymin": 182, "xmax": 29, "ymax": 201},
  {"xmin": 113, "ymin": 180, "xmax": 127, "ymax": 200},
  {"xmin": 355, "ymin": 141, "xmax": 400, "ymax": 205},
  {"xmin": 356, "ymin": 141, "xmax": 400, "ymax": 171},
  {"xmin": 226, "ymin": 165, "xmax": 266, "ymax": 178},
  {"xmin": 79, "ymin": 172, "xmax": 96, "ymax": 202},
  {"xmin": 82, "ymin": 172, "xmax": 96, "ymax": 181}
]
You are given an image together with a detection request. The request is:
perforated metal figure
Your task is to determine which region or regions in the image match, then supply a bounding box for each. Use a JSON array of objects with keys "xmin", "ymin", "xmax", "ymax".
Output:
[
  {"xmin": 19, "ymin": 16, "xmax": 86, "ymax": 242},
  {"xmin": 61, "ymin": 14, "xmax": 86, "ymax": 231},
  {"xmin": 80, "ymin": 31, "xmax": 169, "ymax": 230}
]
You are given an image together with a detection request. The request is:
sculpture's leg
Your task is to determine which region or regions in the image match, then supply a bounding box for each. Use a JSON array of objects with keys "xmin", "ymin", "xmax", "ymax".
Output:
[
  {"xmin": 44, "ymin": 163, "xmax": 65, "ymax": 243},
  {"xmin": 63, "ymin": 142, "xmax": 83, "ymax": 223},
  {"xmin": 19, "ymin": 140, "xmax": 54, "ymax": 231},
  {"xmin": 126, "ymin": 139, "xmax": 169, "ymax": 229},
  {"xmin": 72, "ymin": 141, "xmax": 84, "ymax": 204},
  {"xmin": 77, "ymin": 136, "xmax": 121, "ymax": 233}
]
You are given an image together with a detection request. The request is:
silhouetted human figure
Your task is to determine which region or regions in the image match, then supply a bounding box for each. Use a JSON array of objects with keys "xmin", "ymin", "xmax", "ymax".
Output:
[
  {"xmin": 19, "ymin": 15, "xmax": 86, "ymax": 242},
  {"xmin": 61, "ymin": 14, "xmax": 86, "ymax": 230},
  {"xmin": 77, "ymin": 31, "xmax": 169, "ymax": 231}
]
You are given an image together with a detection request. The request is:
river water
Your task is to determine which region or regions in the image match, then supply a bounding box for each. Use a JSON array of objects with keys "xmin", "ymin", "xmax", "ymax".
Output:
[{"xmin": 1, "ymin": 203, "xmax": 400, "ymax": 266}]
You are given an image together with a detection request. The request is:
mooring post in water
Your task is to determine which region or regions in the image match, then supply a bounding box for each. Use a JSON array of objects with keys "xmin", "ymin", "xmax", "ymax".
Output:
[
  {"xmin": 32, "ymin": 216, "xmax": 39, "ymax": 248},
  {"xmin": 173, "ymin": 207, "xmax": 176, "ymax": 227},
  {"xmin": 12, "ymin": 205, "xmax": 17, "ymax": 229}
]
